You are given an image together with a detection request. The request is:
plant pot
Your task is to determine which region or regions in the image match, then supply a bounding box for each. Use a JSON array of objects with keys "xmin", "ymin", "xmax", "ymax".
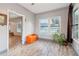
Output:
[{"xmin": 63, "ymin": 41, "xmax": 68, "ymax": 46}]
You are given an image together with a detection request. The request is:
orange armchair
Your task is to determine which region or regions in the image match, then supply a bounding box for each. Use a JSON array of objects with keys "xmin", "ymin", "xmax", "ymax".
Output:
[{"xmin": 26, "ymin": 34, "xmax": 38, "ymax": 44}]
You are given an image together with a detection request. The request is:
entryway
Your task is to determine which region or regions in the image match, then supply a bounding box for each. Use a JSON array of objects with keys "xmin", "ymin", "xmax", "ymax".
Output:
[{"xmin": 7, "ymin": 10, "xmax": 24, "ymax": 49}]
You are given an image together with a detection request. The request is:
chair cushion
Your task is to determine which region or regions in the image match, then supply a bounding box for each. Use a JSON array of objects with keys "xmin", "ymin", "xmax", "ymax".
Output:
[{"xmin": 26, "ymin": 34, "xmax": 38, "ymax": 44}]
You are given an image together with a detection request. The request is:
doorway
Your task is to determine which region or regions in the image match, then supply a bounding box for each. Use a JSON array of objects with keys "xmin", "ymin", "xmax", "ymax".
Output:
[{"xmin": 8, "ymin": 10, "xmax": 24, "ymax": 49}]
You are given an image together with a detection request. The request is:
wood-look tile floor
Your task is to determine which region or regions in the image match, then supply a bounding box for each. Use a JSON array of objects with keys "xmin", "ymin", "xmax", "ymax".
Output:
[
  {"xmin": 9, "ymin": 35, "xmax": 21, "ymax": 48},
  {"xmin": 6, "ymin": 39, "xmax": 77, "ymax": 56}
]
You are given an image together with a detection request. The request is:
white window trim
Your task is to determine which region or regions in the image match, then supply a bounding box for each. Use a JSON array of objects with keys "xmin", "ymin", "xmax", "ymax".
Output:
[
  {"xmin": 49, "ymin": 16, "xmax": 61, "ymax": 34},
  {"xmin": 38, "ymin": 18, "xmax": 49, "ymax": 36},
  {"xmin": 39, "ymin": 16, "xmax": 61, "ymax": 36},
  {"xmin": 72, "ymin": 8, "xmax": 79, "ymax": 40}
]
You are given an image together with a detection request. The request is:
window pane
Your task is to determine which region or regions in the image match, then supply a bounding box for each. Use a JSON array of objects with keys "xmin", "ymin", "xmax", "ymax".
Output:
[
  {"xmin": 39, "ymin": 18, "xmax": 48, "ymax": 35},
  {"xmin": 72, "ymin": 26, "xmax": 78, "ymax": 39},
  {"xmin": 50, "ymin": 16, "xmax": 60, "ymax": 34},
  {"xmin": 73, "ymin": 13, "xmax": 78, "ymax": 25},
  {"xmin": 72, "ymin": 9, "xmax": 79, "ymax": 39}
]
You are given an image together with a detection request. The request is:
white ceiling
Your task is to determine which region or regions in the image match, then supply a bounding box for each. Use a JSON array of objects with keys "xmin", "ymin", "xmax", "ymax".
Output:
[{"xmin": 19, "ymin": 3, "xmax": 69, "ymax": 14}]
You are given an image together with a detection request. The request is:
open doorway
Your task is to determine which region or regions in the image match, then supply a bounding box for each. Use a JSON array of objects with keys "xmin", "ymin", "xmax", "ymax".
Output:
[{"xmin": 8, "ymin": 10, "xmax": 23, "ymax": 49}]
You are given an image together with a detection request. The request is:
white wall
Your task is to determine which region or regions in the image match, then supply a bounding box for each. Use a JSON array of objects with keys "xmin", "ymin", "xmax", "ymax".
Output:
[
  {"xmin": 0, "ymin": 10, "xmax": 7, "ymax": 53},
  {"xmin": 35, "ymin": 7, "xmax": 68, "ymax": 39},
  {"xmin": 0, "ymin": 3, "xmax": 35, "ymax": 53},
  {"xmin": 0, "ymin": 25, "xmax": 7, "ymax": 53}
]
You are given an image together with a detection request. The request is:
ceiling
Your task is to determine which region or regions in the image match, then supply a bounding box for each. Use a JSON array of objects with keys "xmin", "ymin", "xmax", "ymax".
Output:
[{"xmin": 19, "ymin": 3, "xmax": 69, "ymax": 14}]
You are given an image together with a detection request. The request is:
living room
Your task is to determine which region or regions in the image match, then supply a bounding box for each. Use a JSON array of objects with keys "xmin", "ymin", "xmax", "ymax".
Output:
[{"xmin": 0, "ymin": 3, "xmax": 79, "ymax": 56}]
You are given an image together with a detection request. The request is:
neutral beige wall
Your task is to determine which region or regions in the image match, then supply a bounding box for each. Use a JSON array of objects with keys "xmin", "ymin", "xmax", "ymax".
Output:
[{"xmin": 35, "ymin": 7, "xmax": 69, "ymax": 39}]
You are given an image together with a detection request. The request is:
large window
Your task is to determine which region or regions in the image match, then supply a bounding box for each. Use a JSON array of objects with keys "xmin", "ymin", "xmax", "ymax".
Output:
[
  {"xmin": 39, "ymin": 16, "xmax": 61, "ymax": 36},
  {"xmin": 72, "ymin": 9, "xmax": 79, "ymax": 39},
  {"xmin": 50, "ymin": 16, "xmax": 61, "ymax": 34},
  {"xmin": 39, "ymin": 18, "xmax": 48, "ymax": 35}
]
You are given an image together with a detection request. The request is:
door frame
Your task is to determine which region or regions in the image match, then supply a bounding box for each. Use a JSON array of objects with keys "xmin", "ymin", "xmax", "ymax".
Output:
[{"xmin": 7, "ymin": 9, "xmax": 25, "ymax": 51}]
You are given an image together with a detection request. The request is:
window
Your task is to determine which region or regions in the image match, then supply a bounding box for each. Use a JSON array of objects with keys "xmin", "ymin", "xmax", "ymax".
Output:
[
  {"xmin": 39, "ymin": 16, "xmax": 61, "ymax": 36},
  {"xmin": 17, "ymin": 22, "xmax": 22, "ymax": 33},
  {"xmin": 50, "ymin": 16, "xmax": 61, "ymax": 34},
  {"xmin": 72, "ymin": 9, "xmax": 79, "ymax": 39},
  {"xmin": 39, "ymin": 18, "xmax": 48, "ymax": 35}
]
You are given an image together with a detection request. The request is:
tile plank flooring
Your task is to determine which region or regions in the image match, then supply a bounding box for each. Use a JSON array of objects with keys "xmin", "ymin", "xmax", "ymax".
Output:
[
  {"xmin": 9, "ymin": 34, "xmax": 21, "ymax": 48},
  {"xmin": 2, "ymin": 39, "xmax": 77, "ymax": 56}
]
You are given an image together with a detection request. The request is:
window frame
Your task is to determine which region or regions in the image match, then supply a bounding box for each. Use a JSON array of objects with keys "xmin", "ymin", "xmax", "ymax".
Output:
[
  {"xmin": 39, "ymin": 17, "xmax": 49, "ymax": 36},
  {"xmin": 39, "ymin": 16, "xmax": 61, "ymax": 36},
  {"xmin": 72, "ymin": 8, "xmax": 79, "ymax": 40},
  {"xmin": 49, "ymin": 16, "xmax": 61, "ymax": 35}
]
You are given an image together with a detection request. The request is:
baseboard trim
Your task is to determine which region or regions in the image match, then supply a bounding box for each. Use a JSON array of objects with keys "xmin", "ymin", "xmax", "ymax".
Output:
[
  {"xmin": 39, "ymin": 38, "xmax": 52, "ymax": 40},
  {"xmin": 39, "ymin": 38, "xmax": 54, "ymax": 42}
]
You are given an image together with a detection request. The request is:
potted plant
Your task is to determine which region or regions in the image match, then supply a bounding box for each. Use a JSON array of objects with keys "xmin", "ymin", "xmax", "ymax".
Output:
[{"xmin": 53, "ymin": 33, "xmax": 65, "ymax": 45}]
